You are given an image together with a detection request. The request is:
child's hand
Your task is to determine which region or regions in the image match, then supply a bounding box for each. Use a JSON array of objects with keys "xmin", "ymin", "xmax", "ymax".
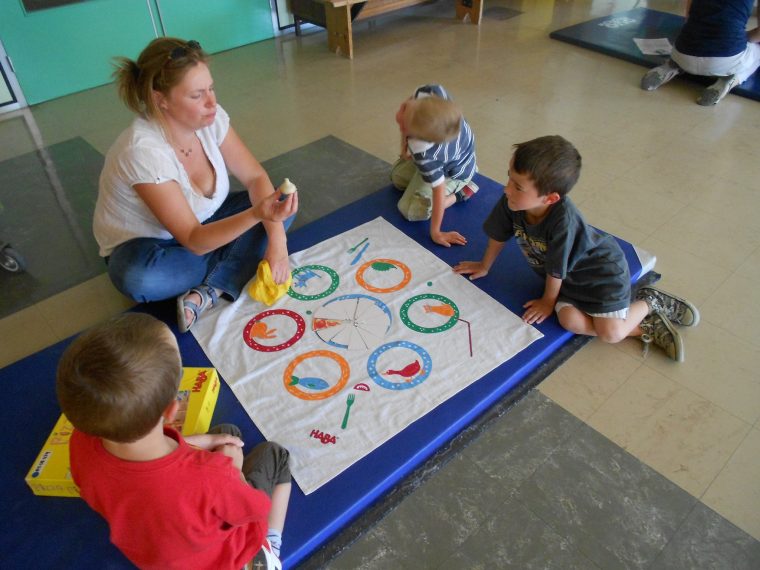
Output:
[
  {"xmin": 431, "ymin": 230, "xmax": 467, "ymax": 247},
  {"xmin": 184, "ymin": 433, "xmax": 244, "ymax": 451},
  {"xmin": 453, "ymin": 260, "xmax": 488, "ymax": 280},
  {"xmin": 522, "ymin": 298, "xmax": 555, "ymax": 324},
  {"xmin": 216, "ymin": 443, "xmax": 244, "ymax": 472}
]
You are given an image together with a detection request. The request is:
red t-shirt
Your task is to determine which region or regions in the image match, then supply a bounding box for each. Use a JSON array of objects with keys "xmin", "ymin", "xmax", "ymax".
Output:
[{"xmin": 70, "ymin": 427, "xmax": 271, "ymax": 570}]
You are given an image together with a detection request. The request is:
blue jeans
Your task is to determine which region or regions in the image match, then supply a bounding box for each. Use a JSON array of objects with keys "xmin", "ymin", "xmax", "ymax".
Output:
[{"xmin": 106, "ymin": 192, "xmax": 295, "ymax": 303}]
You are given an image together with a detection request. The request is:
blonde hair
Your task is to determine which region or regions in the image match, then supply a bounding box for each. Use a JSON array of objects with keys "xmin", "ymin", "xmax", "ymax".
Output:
[
  {"xmin": 112, "ymin": 37, "xmax": 209, "ymax": 120},
  {"xmin": 56, "ymin": 313, "xmax": 182, "ymax": 443},
  {"xmin": 407, "ymin": 97, "xmax": 462, "ymax": 143}
]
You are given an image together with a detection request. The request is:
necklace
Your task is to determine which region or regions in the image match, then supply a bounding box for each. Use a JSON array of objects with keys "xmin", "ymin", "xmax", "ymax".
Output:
[{"xmin": 177, "ymin": 144, "xmax": 193, "ymax": 158}]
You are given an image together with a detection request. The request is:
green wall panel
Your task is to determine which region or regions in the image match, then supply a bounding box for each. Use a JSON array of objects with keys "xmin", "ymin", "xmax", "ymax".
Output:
[
  {"xmin": 156, "ymin": 0, "xmax": 274, "ymax": 55},
  {"xmin": 0, "ymin": 0, "xmax": 275, "ymax": 105},
  {"xmin": 0, "ymin": 0, "xmax": 157, "ymax": 104}
]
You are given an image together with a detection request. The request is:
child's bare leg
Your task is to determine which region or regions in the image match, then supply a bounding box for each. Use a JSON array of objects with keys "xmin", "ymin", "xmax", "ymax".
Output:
[
  {"xmin": 557, "ymin": 306, "xmax": 597, "ymax": 336},
  {"xmin": 268, "ymin": 481, "xmax": 291, "ymax": 533},
  {"xmin": 558, "ymin": 300, "xmax": 649, "ymax": 343}
]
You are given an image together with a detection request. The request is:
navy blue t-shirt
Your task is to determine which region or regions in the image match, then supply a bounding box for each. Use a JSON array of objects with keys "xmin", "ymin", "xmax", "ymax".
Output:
[
  {"xmin": 483, "ymin": 195, "xmax": 631, "ymax": 314},
  {"xmin": 675, "ymin": 0, "xmax": 753, "ymax": 58}
]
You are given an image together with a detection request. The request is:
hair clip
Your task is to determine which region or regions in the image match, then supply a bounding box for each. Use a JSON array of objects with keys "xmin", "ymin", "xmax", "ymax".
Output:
[{"xmin": 169, "ymin": 40, "xmax": 202, "ymax": 61}]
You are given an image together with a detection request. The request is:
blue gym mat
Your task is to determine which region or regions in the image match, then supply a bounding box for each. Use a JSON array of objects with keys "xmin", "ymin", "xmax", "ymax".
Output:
[
  {"xmin": 0, "ymin": 174, "xmax": 650, "ymax": 569},
  {"xmin": 550, "ymin": 8, "xmax": 760, "ymax": 102}
]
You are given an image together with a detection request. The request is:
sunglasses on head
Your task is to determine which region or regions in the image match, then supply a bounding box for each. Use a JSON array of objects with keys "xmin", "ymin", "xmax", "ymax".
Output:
[{"xmin": 169, "ymin": 40, "xmax": 201, "ymax": 61}]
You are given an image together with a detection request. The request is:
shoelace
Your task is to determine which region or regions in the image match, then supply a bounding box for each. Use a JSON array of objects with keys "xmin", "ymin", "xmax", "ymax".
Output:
[{"xmin": 640, "ymin": 333, "xmax": 652, "ymax": 358}]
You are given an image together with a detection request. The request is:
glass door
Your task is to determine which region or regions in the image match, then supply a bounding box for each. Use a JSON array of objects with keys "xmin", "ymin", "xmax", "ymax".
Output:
[{"xmin": 0, "ymin": 40, "xmax": 26, "ymax": 114}]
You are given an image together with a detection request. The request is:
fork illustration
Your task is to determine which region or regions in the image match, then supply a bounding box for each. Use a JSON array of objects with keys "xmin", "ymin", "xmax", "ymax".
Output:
[
  {"xmin": 341, "ymin": 393, "xmax": 355, "ymax": 429},
  {"xmin": 347, "ymin": 237, "xmax": 368, "ymax": 254}
]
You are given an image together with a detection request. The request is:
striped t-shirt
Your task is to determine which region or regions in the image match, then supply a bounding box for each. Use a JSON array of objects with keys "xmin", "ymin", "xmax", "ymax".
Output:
[{"xmin": 407, "ymin": 84, "xmax": 477, "ymax": 188}]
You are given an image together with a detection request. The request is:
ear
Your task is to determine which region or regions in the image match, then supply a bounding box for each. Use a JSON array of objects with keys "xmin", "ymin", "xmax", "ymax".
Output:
[
  {"xmin": 153, "ymin": 90, "xmax": 168, "ymax": 111},
  {"xmin": 543, "ymin": 192, "xmax": 561, "ymax": 205},
  {"xmin": 162, "ymin": 399, "xmax": 179, "ymax": 424}
]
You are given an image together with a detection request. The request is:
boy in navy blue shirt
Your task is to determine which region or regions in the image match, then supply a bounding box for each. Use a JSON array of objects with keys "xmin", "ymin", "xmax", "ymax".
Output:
[{"xmin": 455, "ymin": 135, "xmax": 700, "ymax": 361}]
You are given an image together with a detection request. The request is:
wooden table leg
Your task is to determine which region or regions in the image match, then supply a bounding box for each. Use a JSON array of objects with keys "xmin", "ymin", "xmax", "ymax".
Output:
[
  {"xmin": 324, "ymin": 3, "xmax": 354, "ymax": 58},
  {"xmin": 455, "ymin": 0, "xmax": 483, "ymax": 25}
]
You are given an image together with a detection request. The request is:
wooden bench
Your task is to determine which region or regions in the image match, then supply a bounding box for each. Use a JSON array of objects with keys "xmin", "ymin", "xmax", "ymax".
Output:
[{"xmin": 292, "ymin": 0, "xmax": 483, "ymax": 59}]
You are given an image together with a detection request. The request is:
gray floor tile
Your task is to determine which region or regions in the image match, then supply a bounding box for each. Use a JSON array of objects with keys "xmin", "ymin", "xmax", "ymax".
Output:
[
  {"xmin": 323, "ymin": 528, "xmax": 411, "ymax": 570},
  {"xmin": 515, "ymin": 424, "xmax": 697, "ymax": 570},
  {"xmin": 260, "ymin": 135, "xmax": 391, "ymax": 231},
  {"xmin": 650, "ymin": 502, "xmax": 760, "ymax": 570},
  {"xmin": 0, "ymin": 137, "xmax": 104, "ymax": 317},
  {"xmin": 364, "ymin": 452, "xmax": 510, "ymax": 568},
  {"xmin": 461, "ymin": 390, "xmax": 586, "ymax": 490},
  {"xmin": 444, "ymin": 496, "xmax": 602, "ymax": 570}
]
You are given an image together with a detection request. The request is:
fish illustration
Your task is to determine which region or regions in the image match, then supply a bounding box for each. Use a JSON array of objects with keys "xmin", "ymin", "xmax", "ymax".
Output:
[
  {"xmin": 370, "ymin": 261, "xmax": 396, "ymax": 272},
  {"xmin": 423, "ymin": 303, "xmax": 456, "ymax": 317},
  {"xmin": 312, "ymin": 318, "xmax": 342, "ymax": 331},
  {"xmin": 289, "ymin": 375, "xmax": 329, "ymax": 390},
  {"xmin": 249, "ymin": 321, "xmax": 277, "ymax": 339},
  {"xmin": 385, "ymin": 360, "xmax": 421, "ymax": 379},
  {"xmin": 293, "ymin": 269, "xmax": 320, "ymax": 288}
]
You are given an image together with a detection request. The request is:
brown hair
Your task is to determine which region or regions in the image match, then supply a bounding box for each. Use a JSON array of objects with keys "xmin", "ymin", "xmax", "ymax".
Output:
[
  {"xmin": 512, "ymin": 135, "xmax": 582, "ymax": 197},
  {"xmin": 407, "ymin": 96, "xmax": 462, "ymax": 143},
  {"xmin": 112, "ymin": 37, "xmax": 209, "ymax": 120},
  {"xmin": 56, "ymin": 313, "xmax": 182, "ymax": 443}
]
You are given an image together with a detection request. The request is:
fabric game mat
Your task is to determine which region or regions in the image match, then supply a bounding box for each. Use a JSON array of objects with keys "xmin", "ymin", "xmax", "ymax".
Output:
[
  {"xmin": 0, "ymin": 173, "xmax": 653, "ymax": 569},
  {"xmin": 191, "ymin": 217, "xmax": 544, "ymax": 496},
  {"xmin": 549, "ymin": 8, "xmax": 760, "ymax": 102}
]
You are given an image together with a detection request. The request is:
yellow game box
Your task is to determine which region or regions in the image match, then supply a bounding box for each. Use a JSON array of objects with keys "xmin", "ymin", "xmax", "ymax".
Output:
[{"xmin": 25, "ymin": 367, "xmax": 220, "ymax": 498}]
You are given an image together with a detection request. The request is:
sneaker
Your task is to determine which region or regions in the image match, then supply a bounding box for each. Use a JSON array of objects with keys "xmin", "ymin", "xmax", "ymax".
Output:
[
  {"xmin": 636, "ymin": 286, "xmax": 700, "ymax": 327},
  {"xmin": 455, "ymin": 181, "xmax": 479, "ymax": 203},
  {"xmin": 641, "ymin": 60, "xmax": 682, "ymax": 91},
  {"xmin": 697, "ymin": 75, "xmax": 738, "ymax": 106},
  {"xmin": 640, "ymin": 312, "xmax": 684, "ymax": 362}
]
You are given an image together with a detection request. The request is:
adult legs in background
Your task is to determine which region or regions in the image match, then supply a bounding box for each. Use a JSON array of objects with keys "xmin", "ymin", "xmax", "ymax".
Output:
[{"xmin": 673, "ymin": 44, "xmax": 760, "ymax": 105}]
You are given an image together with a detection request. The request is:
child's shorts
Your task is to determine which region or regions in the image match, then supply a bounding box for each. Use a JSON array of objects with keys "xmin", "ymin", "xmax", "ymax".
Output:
[
  {"xmin": 207, "ymin": 424, "xmax": 291, "ymax": 497},
  {"xmin": 554, "ymin": 301, "xmax": 629, "ymax": 319},
  {"xmin": 243, "ymin": 441, "xmax": 292, "ymax": 497}
]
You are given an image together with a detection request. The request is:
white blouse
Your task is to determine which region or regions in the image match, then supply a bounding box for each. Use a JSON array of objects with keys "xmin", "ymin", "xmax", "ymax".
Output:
[{"xmin": 93, "ymin": 104, "xmax": 231, "ymax": 256}]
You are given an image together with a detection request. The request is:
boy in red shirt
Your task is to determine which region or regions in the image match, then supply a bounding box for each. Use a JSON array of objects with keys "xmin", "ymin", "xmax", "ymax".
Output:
[{"xmin": 56, "ymin": 313, "xmax": 291, "ymax": 569}]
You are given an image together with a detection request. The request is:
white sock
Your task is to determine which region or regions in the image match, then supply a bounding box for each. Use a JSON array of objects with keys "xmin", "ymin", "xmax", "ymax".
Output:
[{"xmin": 266, "ymin": 529, "xmax": 282, "ymax": 558}]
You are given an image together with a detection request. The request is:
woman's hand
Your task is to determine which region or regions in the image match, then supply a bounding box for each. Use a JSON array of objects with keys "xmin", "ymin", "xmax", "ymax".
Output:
[
  {"xmin": 252, "ymin": 190, "xmax": 298, "ymax": 224},
  {"xmin": 265, "ymin": 238, "xmax": 291, "ymax": 284}
]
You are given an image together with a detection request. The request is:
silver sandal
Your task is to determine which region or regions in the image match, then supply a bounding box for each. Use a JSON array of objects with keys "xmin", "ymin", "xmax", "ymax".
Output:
[{"xmin": 177, "ymin": 286, "xmax": 218, "ymax": 333}]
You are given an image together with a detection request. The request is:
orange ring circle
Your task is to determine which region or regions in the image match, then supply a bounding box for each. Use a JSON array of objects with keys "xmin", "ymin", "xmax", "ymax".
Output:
[
  {"xmin": 283, "ymin": 350, "xmax": 350, "ymax": 401},
  {"xmin": 355, "ymin": 258, "xmax": 412, "ymax": 294}
]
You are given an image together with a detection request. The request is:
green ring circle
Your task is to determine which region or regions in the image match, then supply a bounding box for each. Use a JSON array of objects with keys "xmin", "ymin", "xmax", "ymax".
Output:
[
  {"xmin": 288, "ymin": 265, "xmax": 340, "ymax": 301},
  {"xmin": 399, "ymin": 293, "xmax": 459, "ymax": 333}
]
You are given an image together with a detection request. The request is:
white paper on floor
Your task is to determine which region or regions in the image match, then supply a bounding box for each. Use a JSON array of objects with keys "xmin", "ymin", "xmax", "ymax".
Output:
[{"xmin": 192, "ymin": 217, "xmax": 543, "ymax": 494}]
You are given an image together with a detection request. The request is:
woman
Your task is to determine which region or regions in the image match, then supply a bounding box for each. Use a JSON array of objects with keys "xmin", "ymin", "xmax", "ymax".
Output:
[{"xmin": 94, "ymin": 38, "xmax": 297, "ymax": 332}]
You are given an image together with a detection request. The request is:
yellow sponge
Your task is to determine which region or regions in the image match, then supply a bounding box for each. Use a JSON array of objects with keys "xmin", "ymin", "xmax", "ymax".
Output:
[{"xmin": 248, "ymin": 260, "xmax": 292, "ymax": 306}]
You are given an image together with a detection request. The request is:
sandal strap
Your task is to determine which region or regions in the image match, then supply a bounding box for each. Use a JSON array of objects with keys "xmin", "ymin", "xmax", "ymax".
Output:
[
  {"xmin": 179, "ymin": 286, "xmax": 218, "ymax": 333},
  {"xmin": 188, "ymin": 286, "xmax": 218, "ymax": 311}
]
